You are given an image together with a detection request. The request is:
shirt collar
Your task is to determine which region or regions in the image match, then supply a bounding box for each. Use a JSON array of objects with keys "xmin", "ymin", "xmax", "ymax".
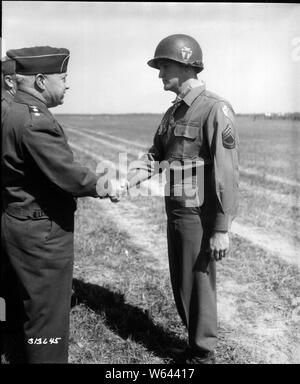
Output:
[
  {"xmin": 14, "ymin": 90, "xmax": 48, "ymax": 110},
  {"xmin": 172, "ymin": 79, "xmax": 206, "ymax": 107},
  {"xmin": 1, "ymin": 90, "xmax": 14, "ymax": 102}
]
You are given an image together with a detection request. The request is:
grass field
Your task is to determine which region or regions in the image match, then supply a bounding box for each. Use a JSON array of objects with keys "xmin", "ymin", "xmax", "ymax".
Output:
[
  {"xmin": 2, "ymin": 114, "xmax": 300, "ymax": 364},
  {"xmin": 59, "ymin": 114, "xmax": 300, "ymax": 247},
  {"xmin": 58, "ymin": 114, "xmax": 300, "ymax": 364}
]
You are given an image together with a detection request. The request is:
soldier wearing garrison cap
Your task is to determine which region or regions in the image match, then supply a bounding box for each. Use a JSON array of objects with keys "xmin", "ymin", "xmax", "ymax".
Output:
[
  {"xmin": 120, "ymin": 34, "xmax": 239, "ymax": 364},
  {"xmin": 1, "ymin": 57, "xmax": 17, "ymax": 322},
  {"xmin": 1, "ymin": 57, "xmax": 17, "ymax": 120},
  {"xmin": 1, "ymin": 46, "xmax": 117, "ymax": 363}
]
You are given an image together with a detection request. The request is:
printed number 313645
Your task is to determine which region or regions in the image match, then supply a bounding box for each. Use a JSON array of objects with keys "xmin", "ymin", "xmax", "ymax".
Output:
[{"xmin": 27, "ymin": 337, "xmax": 61, "ymax": 345}]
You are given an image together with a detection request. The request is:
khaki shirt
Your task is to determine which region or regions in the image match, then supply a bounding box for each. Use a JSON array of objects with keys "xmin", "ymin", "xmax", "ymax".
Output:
[{"xmin": 131, "ymin": 83, "xmax": 239, "ymax": 231}]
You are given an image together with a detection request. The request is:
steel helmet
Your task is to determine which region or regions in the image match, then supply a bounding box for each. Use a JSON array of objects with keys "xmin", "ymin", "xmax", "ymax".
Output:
[{"xmin": 147, "ymin": 34, "xmax": 204, "ymax": 73}]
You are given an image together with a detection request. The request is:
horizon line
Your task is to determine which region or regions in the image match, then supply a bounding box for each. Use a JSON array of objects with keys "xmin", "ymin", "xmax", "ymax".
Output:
[{"xmin": 54, "ymin": 112, "xmax": 300, "ymax": 116}]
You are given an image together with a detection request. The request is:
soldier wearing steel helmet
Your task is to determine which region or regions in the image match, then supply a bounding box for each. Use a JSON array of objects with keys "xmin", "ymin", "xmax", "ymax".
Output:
[
  {"xmin": 1, "ymin": 46, "xmax": 118, "ymax": 363},
  {"xmin": 120, "ymin": 34, "xmax": 239, "ymax": 364}
]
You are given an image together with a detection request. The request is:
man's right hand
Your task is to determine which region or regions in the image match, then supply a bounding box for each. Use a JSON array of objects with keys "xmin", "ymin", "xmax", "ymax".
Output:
[
  {"xmin": 107, "ymin": 179, "xmax": 123, "ymax": 202},
  {"xmin": 108, "ymin": 179, "xmax": 130, "ymax": 202},
  {"xmin": 96, "ymin": 177, "xmax": 129, "ymax": 202},
  {"xmin": 110, "ymin": 179, "xmax": 130, "ymax": 201}
]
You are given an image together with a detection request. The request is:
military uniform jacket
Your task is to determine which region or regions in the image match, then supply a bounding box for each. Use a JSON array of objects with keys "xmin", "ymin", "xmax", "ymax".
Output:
[
  {"xmin": 134, "ymin": 82, "xmax": 239, "ymax": 231},
  {"xmin": 1, "ymin": 90, "xmax": 14, "ymax": 123},
  {"xmin": 1, "ymin": 90, "xmax": 98, "ymax": 219}
]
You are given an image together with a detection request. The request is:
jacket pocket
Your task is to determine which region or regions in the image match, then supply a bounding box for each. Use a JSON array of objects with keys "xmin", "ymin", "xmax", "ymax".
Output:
[
  {"xmin": 174, "ymin": 124, "xmax": 198, "ymax": 139},
  {"xmin": 44, "ymin": 219, "xmax": 62, "ymax": 242},
  {"xmin": 29, "ymin": 217, "xmax": 54, "ymax": 242}
]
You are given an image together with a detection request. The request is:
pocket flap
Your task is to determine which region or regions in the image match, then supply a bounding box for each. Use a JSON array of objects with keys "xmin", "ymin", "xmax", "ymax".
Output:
[{"xmin": 174, "ymin": 124, "xmax": 198, "ymax": 139}]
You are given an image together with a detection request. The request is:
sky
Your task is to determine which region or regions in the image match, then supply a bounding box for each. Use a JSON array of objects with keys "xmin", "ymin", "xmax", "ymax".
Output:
[{"xmin": 2, "ymin": 2, "xmax": 300, "ymax": 114}]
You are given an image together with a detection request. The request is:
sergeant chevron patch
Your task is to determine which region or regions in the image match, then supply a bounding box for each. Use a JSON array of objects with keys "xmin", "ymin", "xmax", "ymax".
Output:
[{"xmin": 222, "ymin": 124, "xmax": 235, "ymax": 149}]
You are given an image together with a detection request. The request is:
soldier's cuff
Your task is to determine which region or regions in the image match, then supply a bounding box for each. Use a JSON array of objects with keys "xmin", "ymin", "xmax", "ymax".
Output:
[{"xmin": 213, "ymin": 214, "xmax": 231, "ymax": 232}]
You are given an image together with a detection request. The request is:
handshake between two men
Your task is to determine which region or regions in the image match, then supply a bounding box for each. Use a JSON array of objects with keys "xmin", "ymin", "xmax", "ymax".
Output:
[
  {"xmin": 95, "ymin": 164, "xmax": 150, "ymax": 203},
  {"xmin": 96, "ymin": 177, "xmax": 130, "ymax": 203}
]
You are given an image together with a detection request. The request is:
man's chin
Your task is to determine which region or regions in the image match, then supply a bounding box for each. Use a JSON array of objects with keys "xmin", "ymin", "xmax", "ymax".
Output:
[
  {"xmin": 57, "ymin": 97, "xmax": 65, "ymax": 106},
  {"xmin": 49, "ymin": 99, "xmax": 64, "ymax": 108}
]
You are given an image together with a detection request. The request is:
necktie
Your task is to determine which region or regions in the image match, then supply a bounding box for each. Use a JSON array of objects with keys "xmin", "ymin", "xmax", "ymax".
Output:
[{"xmin": 169, "ymin": 97, "xmax": 182, "ymax": 128}]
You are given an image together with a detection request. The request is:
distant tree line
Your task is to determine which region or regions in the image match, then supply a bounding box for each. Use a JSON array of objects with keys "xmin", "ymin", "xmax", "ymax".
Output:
[{"xmin": 237, "ymin": 113, "xmax": 300, "ymax": 121}]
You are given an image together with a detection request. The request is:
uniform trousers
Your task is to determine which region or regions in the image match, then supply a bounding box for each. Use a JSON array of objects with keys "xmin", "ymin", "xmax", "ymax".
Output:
[
  {"xmin": 165, "ymin": 197, "xmax": 217, "ymax": 353},
  {"xmin": 1, "ymin": 211, "xmax": 74, "ymax": 363}
]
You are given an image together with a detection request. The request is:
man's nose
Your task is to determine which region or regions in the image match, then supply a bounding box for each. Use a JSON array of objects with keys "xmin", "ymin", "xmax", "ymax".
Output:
[{"xmin": 158, "ymin": 68, "xmax": 164, "ymax": 78}]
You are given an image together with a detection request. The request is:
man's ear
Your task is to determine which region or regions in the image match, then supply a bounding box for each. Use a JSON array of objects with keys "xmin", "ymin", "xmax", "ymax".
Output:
[
  {"xmin": 4, "ymin": 75, "xmax": 14, "ymax": 89},
  {"xmin": 184, "ymin": 65, "xmax": 195, "ymax": 76},
  {"xmin": 35, "ymin": 74, "xmax": 47, "ymax": 91}
]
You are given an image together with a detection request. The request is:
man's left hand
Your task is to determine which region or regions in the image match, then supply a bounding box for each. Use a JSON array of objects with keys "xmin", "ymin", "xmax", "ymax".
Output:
[{"xmin": 208, "ymin": 231, "xmax": 229, "ymax": 261}]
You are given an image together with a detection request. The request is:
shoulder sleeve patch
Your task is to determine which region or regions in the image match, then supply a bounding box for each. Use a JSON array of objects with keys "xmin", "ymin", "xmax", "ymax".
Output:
[
  {"xmin": 219, "ymin": 102, "xmax": 235, "ymax": 123},
  {"xmin": 222, "ymin": 124, "xmax": 236, "ymax": 149},
  {"xmin": 222, "ymin": 104, "xmax": 230, "ymax": 118}
]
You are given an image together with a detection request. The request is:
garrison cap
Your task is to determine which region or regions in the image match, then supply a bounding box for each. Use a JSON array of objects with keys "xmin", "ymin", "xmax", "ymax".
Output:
[
  {"xmin": 6, "ymin": 46, "xmax": 70, "ymax": 75},
  {"xmin": 1, "ymin": 57, "xmax": 16, "ymax": 75}
]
